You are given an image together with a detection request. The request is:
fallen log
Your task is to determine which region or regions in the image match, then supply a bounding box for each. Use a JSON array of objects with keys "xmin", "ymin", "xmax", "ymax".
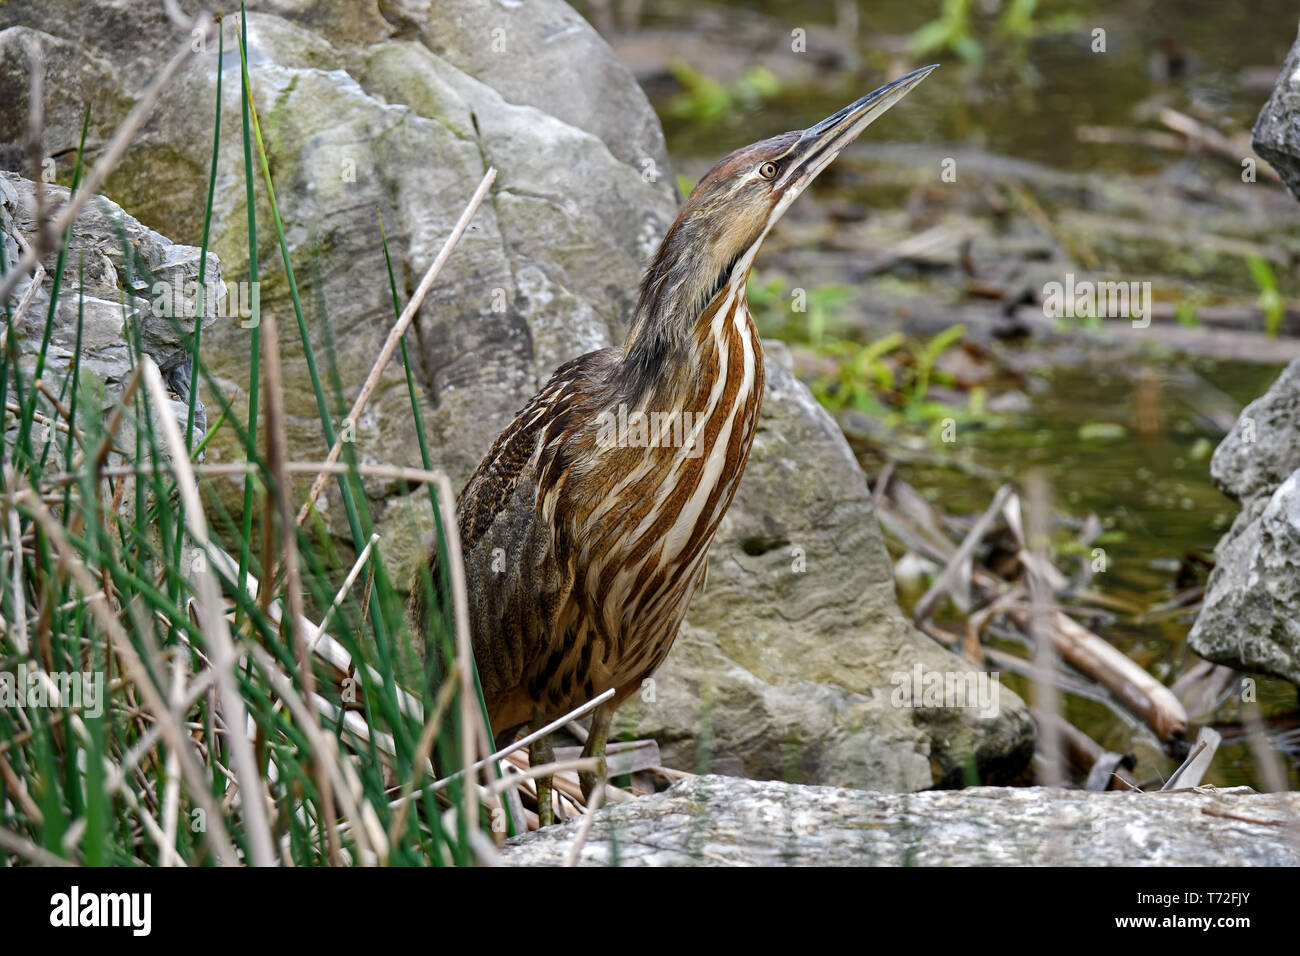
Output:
[{"xmin": 1008, "ymin": 605, "xmax": 1188, "ymax": 743}]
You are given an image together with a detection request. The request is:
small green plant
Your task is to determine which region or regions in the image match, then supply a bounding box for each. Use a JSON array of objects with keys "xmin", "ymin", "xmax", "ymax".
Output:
[
  {"xmin": 667, "ymin": 60, "xmax": 782, "ymax": 123},
  {"xmin": 810, "ymin": 324, "xmax": 975, "ymax": 435},
  {"xmin": 908, "ymin": 0, "xmax": 985, "ymax": 64},
  {"xmin": 1246, "ymin": 254, "xmax": 1285, "ymax": 336},
  {"xmin": 821, "ymin": 331, "xmax": 908, "ymax": 413},
  {"xmin": 1173, "ymin": 298, "xmax": 1203, "ymax": 327},
  {"xmin": 996, "ymin": 0, "xmax": 1042, "ymax": 39},
  {"xmin": 746, "ymin": 273, "xmax": 851, "ymax": 345},
  {"xmin": 909, "ymin": 322, "xmax": 966, "ymax": 407},
  {"xmin": 745, "ymin": 273, "xmax": 974, "ymax": 435},
  {"xmin": 908, "ymin": 0, "xmax": 1069, "ymax": 64},
  {"xmin": 803, "ymin": 284, "xmax": 853, "ymax": 347}
]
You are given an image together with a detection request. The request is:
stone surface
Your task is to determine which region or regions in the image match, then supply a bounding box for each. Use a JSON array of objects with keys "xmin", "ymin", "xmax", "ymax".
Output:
[
  {"xmin": 505, "ymin": 774, "xmax": 1300, "ymax": 866},
  {"xmin": 1253, "ymin": 22, "xmax": 1300, "ymax": 200},
  {"xmin": 0, "ymin": 171, "xmax": 218, "ymax": 438},
  {"xmin": 1189, "ymin": 358, "xmax": 1300, "ymax": 686},
  {"xmin": 1189, "ymin": 38, "xmax": 1300, "ymax": 687},
  {"xmin": 1207, "ymin": 358, "xmax": 1300, "ymax": 507},
  {"xmin": 0, "ymin": 0, "xmax": 1032, "ymax": 789}
]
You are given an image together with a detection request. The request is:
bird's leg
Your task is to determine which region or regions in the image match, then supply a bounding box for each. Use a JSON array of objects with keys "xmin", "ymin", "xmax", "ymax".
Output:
[
  {"xmin": 579, "ymin": 702, "xmax": 613, "ymax": 803},
  {"xmin": 531, "ymin": 727, "xmax": 556, "ymax": 828}
]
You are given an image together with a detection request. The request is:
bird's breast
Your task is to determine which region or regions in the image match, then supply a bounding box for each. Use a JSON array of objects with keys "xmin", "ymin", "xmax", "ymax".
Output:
[{"xmin": 578, "ymin": 283, "xmax": 765, "ymax": 648}]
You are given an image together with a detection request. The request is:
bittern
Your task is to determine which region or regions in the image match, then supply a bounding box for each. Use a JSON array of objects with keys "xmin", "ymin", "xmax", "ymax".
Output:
[{"xmin": 414, "ymin": 65, "xmax": 937, "ymax": 824}]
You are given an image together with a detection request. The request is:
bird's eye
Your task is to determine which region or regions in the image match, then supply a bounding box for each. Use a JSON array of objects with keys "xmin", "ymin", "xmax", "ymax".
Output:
[{"xmin": 758, "ymin": 162, "xmax": 778, "ymax": 180}]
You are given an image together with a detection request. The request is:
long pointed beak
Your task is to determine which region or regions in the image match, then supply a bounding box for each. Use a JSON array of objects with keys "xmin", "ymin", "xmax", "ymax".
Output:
[{"xmin": 778, "ymin": 64, "xmax": 939, "ymax": 197}]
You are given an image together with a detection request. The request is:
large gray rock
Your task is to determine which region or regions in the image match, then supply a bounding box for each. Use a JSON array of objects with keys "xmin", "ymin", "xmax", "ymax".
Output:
[
  {"xmin": 1, "ymin": 0, "xmax": 1031, "ymax": 789},
  {"xmin": 0, "ymin": 172, "xmax": 218, "ymax": 443},
  {"xmin": 1190, "ymin": 45, "xmax": 1300, "ymax": 685},
  {"xmin": 1207, "ymin": 358, "xmax": 1300, "ymax": 506},
  {"xmin": 505, "ymin": 775, "xmax": 1300, "ymax": 866},
  {"xmin": 1189, "ymin": 358, "xmax": 1300, "ymax": 686},
  {"xmin": 1253, "ymin": 22, "xmax": 1300, "ymax": 200}
]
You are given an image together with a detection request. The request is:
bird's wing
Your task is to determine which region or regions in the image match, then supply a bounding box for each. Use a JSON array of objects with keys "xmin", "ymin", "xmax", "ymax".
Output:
[
  {"xmin": 411, "ymin": 347, "xmax": 619, "ymax": 730},
  {"xmin": 457, "ymin": 347, "xmax": 619, "ymax": 555}
]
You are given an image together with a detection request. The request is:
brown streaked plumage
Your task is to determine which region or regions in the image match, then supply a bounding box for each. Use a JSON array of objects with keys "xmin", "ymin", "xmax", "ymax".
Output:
[{"xmin": 412, "ymin": 65, "xmax": 937, "ymax": 823}]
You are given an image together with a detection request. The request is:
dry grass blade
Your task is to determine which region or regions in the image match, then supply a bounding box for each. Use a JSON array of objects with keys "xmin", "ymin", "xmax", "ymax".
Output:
[
  {"xmin": 0, "ymin": 826, "xmax": 75, "ymax": 867},
  {"xmin": 258, "ymin": 309, "xmax": 340, "ymax": 864},
  {"xmin": 5, "ymin": 488, "xmax": 30, "ymax": 653},
  {"xmin": 161, "ymin": 650, "xmax": 185, "ymax": 866},
  {"xmin": 432, "ymin": 688, "xmax": 615, "ymax": 793},
  {"xmin": 247, "ymin": 644, "xmax": 385, "ymax": 864},
  {"xmin": 316, "ymin": 532, "xmax": 379, "ymax": 641},
  {"xmin": 385, "ymin": 676, "xmax": 459, "ymax": 850},
  {"xmin": 489, "ymin": 758, "xmax": 599, "ymax": 795},
  {"xmin": 431, "ymin": 471, "xmax": 484, "ymax": 835},
  {"xmin": 140, "ymin": 357, "xmax": 276, "ymax": 866},
  {"xmin": 1240, "ymin": 701, "xmax": 1290, "ymax": 795},
  {"xmin": 913, "ymin": 483, "xmax": 1013, "ymax": 624},
  {"xmin": 16, "ymin": 478, "xmax": 239, "ymax": 865},
  {"xmin": 105, "ymin": 667, "xmax": 219, "ymax": 798},
  {"xmin": 295, "ymin": 167, "xmax": 498, "ymax": 524},
  {"xmin": 565, "ymin": 782, "xmax": 606, "ymax": 867},
  {"xmin": 0, "ymin": 752, "xmax": 44, "ymax": 824},
  {"xmin": 202, "ymin": 543, "xmax": 426, "ymax": 723},
  {"xmin": 0, "ymin": 263, "xmax": 45, "ymax": 352},
  {"xmin": 1024, "ymin": 472, "xmax": 1062, "ymax": 788},
  {"xmin": 1162, "ymin": 727, "xmax": 1222, "ymax": 791}
]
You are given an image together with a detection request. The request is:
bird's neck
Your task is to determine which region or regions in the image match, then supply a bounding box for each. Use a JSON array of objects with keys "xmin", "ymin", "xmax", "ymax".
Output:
[
  {"xmin": 620, "ymin": 223, "xmax": 765, "ymax": 412},
  {"xmin": 620, "ymin": 266, "xmax": 759, "ymax": 415}
]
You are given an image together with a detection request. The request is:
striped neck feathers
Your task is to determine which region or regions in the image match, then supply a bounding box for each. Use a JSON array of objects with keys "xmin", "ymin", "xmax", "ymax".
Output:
[{"xmin": 620, "ymin": 221, "xmax": 759, "ymax": 409}]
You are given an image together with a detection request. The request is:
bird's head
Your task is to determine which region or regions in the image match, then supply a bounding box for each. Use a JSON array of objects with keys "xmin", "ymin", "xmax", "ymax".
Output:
[{"xmin": 624, "ymin": 64, "xmax": 937, "ymax": 381}]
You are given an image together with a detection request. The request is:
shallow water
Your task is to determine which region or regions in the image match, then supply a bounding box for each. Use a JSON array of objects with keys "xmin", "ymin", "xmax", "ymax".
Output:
[
  {"xmin": 654, "ymin": 0, "xmax": 1300, "ymax": 174},
  {"xmin": 889, "ymin": 356, "xmax": 1299, "ymax": 789}
]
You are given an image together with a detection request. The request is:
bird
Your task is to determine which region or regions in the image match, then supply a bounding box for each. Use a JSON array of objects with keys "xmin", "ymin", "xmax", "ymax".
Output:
[{"xmin": 412, "ymin": 65, "xmax": 937, "ymax": 825}]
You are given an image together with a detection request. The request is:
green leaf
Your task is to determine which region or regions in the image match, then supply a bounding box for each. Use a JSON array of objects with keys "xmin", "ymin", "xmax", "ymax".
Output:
[{"xmin": 1078, "ymin": 421, "xmax": 1127, "ymax": 441}]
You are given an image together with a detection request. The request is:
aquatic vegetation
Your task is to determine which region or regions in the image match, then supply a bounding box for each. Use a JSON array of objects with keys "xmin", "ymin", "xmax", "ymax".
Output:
[
  {"xmin": 1246, "ymin": 254, "xmax": 1285, "ymax": 336},
  {"xmin": 666, "ymin": 60, "xmax": 782, "ymax": 123}
]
